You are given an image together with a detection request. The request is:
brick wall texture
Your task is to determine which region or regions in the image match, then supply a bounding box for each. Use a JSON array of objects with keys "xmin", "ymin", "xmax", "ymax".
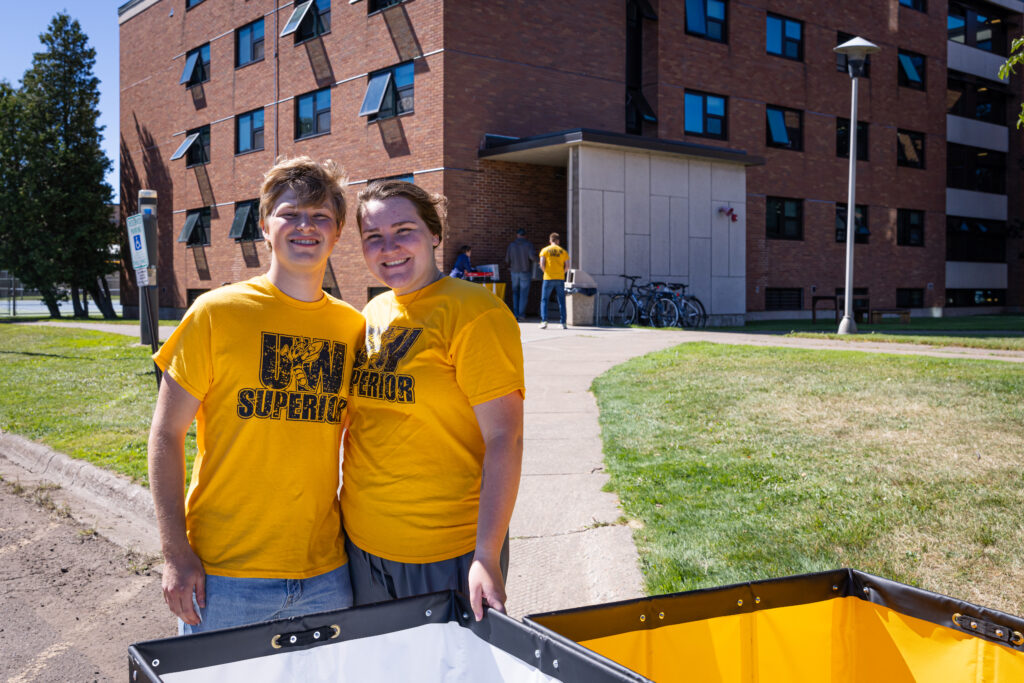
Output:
[{"xmin": 120, "ymin": 0, "xmax": 1022, "ymax": 315}]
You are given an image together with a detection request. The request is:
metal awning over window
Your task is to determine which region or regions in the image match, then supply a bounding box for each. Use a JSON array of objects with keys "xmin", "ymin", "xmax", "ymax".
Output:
[
  {"xmin": 228, "ymin": 202, "xmax": 260, "ymax": 241},
  {"xmin": 359, "ymin": 71, "xmax": 392, "ymax": 117},
  {"xmin": 179, "ymin": 51, "xmax": 201, "ymax": 85},
  {"xmin": 280, "ymin": 0, "xmax": 314, "ymax": 37},
  {"xmin": 177, "ymin": 212, "xmax": 203, "ymax": 244},
  {"xmin": 170, "ymin": 133, "xmax": 201, "ymax": 161},
  {"xmin": 627, "ymin": 88, "xmax": 657, "ymax": 123}
]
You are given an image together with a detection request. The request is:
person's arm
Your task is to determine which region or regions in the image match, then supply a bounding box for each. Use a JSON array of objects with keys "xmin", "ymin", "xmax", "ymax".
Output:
[
  {"xmin": 148, "ymin": 373, "xmax": 205, "ymax": 625},
  {"xmin": 468, "ymin": 391, "xmax": 524, "ymax": 621},
  {"xmin": 539, "ymin": 250, "xmax": 547, "ymax": 272}
]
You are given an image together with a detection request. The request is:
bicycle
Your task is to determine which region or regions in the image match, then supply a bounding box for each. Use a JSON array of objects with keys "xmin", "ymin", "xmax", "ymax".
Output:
[
  {"xmin": 605, "ymin": 275, "xmax": 679, "ymax": 328},
  {"xmin": 664, "ymin": 282, "xmax": 706, "ymax": 328}
]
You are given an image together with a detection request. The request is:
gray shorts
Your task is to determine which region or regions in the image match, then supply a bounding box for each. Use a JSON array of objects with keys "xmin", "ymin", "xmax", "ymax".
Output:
[{"xmin": 345, "ymin": 535, "xmax": 509, "ymax": 606}]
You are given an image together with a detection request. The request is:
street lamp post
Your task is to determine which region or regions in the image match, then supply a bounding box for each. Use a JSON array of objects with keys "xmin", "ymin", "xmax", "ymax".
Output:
[{"xmin": 834, "ymin": 37, "xmax": 880, "ymax": 335}]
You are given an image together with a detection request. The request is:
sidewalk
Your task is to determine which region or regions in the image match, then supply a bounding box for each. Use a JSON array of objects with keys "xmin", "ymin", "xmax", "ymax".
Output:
[{"xmin": 2, "ymin": 320, "xmax": 1022, "ymax": 621}]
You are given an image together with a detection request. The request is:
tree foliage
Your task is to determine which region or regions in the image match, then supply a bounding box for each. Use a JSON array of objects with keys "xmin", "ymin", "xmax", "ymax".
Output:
[
  {"xmin": 999, "ymin": 36, "xmax": 1024, "ymax": 129},
  {"xmin": 0, "ymin": 13, "xmax": 117, "ymax": 318}
]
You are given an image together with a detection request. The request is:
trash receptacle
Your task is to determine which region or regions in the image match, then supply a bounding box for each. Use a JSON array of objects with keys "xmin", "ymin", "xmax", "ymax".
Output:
[{"xmin": 565, "ymin": 269, "xmax": 598, "ymax": 327}]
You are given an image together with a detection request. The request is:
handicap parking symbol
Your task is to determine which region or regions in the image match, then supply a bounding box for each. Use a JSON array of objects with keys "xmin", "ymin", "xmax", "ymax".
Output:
[{"xmin": 134, "ymin": 235, "xmax": 142, "ymax": 250}]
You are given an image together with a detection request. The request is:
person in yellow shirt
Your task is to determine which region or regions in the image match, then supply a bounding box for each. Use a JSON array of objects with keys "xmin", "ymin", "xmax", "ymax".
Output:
[
  {"xmin": 539, "ymin": 232, "xmax": 569, "ymax": 329},
  {"xmin": 147, "ymin": 157, "xmax": 364, "ymax": 634},
  {"xmin": 343, "ymin": 179, "xmax": 524, "ymax": 621}
]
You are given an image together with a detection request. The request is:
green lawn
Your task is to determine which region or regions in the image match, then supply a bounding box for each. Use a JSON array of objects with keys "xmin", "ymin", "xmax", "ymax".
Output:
[
  {"xmin": 0, "ymin": 324, "xmax": 190, "ymax": 484},
  {"xmin": 787, "ymin": 331, "xmax": 1024, "ymax": 351},
  {"xmin": 721, "ymin": 314, "xmax": 1024, "ymax": 334},
  {"xmin": 592, "ymin": 342, "xmax": 1024, "ymax": 614}
]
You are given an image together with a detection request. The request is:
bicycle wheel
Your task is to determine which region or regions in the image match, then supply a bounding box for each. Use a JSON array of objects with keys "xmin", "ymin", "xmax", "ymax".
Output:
[
  {"xmin": 650, "ymin": 297, "xmax": 679, "ymax": 328},
  {"xmin": 679, "ymin": 299, "xmax": 703, "ymax": 328},
  {"xmin": 690, "ymin": 296, "xmax": 708, "ymax": 328},
  {"xmin": 606, "ymin": 294, "xmax": 637, "ymax": 326}
]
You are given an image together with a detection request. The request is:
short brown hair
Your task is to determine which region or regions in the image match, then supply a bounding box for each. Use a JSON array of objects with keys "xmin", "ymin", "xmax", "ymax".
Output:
[
  {"xmin": 549, "ymin": 232, "xmax": 560, "ymax": 243},
  {"xmin": 356, "ymin": 180, "xmax": 447, "ymax": 243},
  {"xmin": 259, "ymin": 156, "xmax": 348, "ymax": 230}
]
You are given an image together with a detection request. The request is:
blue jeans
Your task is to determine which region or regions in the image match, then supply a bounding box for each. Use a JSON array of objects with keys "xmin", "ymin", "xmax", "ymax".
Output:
[
  {"xmin": 178, "ymin": 563, "xmax": 352, "ymax": 635},
  {"xmin": 540, "ymin": 279, "xmax": 565, "ymax": 325},
  {"xmin": 510, "ymin": 271, "xmax": 531, "ymax": 319}
]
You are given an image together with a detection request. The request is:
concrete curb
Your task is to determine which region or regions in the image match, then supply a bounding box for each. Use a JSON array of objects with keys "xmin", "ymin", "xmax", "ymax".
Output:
[{"xmin": 0, "ymin": 430, "xmax": 156, "ymax": 522}]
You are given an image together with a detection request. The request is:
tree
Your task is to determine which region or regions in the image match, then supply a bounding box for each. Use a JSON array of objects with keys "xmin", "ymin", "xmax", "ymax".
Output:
[
  {"xmin": 999, "ymin": 37, "xmax": 1024, "ymax": 128},
  {"xmin": 0, "ymin": 13, "xmax": 118, "ymax": 318}
]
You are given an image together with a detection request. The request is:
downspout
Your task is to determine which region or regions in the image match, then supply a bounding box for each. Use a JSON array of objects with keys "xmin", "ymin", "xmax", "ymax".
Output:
[{"xmin": 274, "ymin": 2, "xmax": 280, "ymax": 160}]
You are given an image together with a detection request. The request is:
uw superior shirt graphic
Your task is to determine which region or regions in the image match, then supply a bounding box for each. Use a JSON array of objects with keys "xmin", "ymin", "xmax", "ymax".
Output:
[
  {"xmin": 350, "ymin": 325, "xmax": 421, "ymax": 404},
  {"xmin": 236, "ymin": 332, "xmax": 348, "ymax": 422}
]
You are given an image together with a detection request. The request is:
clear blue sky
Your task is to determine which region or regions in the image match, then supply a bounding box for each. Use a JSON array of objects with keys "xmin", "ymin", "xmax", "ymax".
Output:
[{"xmin": 1, "ymin": 4, "xmax": 122, "ymax": 201}]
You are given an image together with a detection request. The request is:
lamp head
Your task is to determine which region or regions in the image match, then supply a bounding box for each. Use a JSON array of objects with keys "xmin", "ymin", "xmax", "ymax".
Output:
[{"xmin": 834, "ymin": 36, "xmax": 879, "ymax": 78}]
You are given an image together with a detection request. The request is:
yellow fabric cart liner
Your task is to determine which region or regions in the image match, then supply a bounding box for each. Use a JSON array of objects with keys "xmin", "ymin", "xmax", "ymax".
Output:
[{"xmin": 525, "ymin": 568, "xmax": 1024, "ymax": 682}]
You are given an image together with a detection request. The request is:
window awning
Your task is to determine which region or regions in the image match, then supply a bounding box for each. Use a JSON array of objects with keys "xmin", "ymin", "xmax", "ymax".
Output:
[
  {"xmin": 359, "ymin": 71, "xmax": 392, "ymax": 117},
  {"xmin": 179, "ymin": 51, "xmax": 201, "ymax": 85},
  {"xmin": 177, "ymin": 212, "xmax": 202, "ymax": 244},
  {"xmin": 280, "ymin": 0, "xmax": 314, "ymax": 37},
  {"xmin": 627, "ymin": 88, "xmax": 657, "ymax": 123},
  {"xmin": 228, "ymin": 202, "xmax": 260, "ymax": 241},
  {"xmin": 170, "ymin": 133, "xmax": 201, "ymax": 161}
]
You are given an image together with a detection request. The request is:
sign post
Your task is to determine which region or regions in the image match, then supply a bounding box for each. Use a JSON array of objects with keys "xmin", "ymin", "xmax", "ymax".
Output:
[{"xmin": 127, "ymin": 189, "xmax": 161, "ymax": 387}]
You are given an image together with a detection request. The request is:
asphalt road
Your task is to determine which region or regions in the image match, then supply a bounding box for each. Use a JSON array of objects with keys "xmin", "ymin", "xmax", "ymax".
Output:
[{"xmin": 0, "ymin": 478, "xmax": 170, "ymax": 682}]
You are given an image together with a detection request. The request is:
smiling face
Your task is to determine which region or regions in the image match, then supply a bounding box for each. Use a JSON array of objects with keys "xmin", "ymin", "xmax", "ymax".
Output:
[
  {"xmin": 359, "ymin": 195, "xmax": 441, "ymax": 296},
  {"xmin": 261, "ymin": 188, "xmax": 341, "ymax": 280}
]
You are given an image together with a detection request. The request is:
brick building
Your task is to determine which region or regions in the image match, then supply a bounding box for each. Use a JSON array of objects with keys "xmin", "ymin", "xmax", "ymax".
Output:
[{"xmin": 118, "ymin": 0, "xmax": 1023, "ymax": 321}]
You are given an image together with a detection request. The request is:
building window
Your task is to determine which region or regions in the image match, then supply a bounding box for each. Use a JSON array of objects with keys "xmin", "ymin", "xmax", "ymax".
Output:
[
  {"xmin": 236, "ymin": 18, "xmax": 264, "ymax": 68},
  {"xmin": 169, "ymin": 125, "xmax": 210, "ymax": 167},
  {"xmin": 766, "ymin": 105, "xmax": 802, "ymax": 150},
  {"xmin": 897, "ymin": 288, "xmax": 925, "ymax": 308},
  {"xmin": 368, "ymin": 0, "xmax": 403, "ymax": 12},
  {"xmin": 765, "ymin": 288, "xmax": 803, "ymax": 311},
  {"xmin": 947, "ymin": 75, "xmax": 1007, "ymax": 125},
  {"xmin": 178, "ymin": 208, "xmax": 211, "ymax": 247},
  {"xmin": 948, "ymin": 2, "xmax": 1007, "ymax": 55},
  {"xmin": 836, "ymin": 118, "xmax": 869, "ymax": 160},
  {"xmin": 280, "ymin": 0, "xmax": 330, "ymax": 42},
  {"xmin": 295, "ymin": 88, "xmax": 330, "ymax": 139},
  {"xmin": 899, "ymin": 0, "xmax": 926, "ymax": 11},
  {"xmin": 359, "ymin": 62, "xmax": 414, "ymax": 121},
  {"xmin": 236, "ymin": 108, "xmax": 265, "ymax": 154},
  {"xmin": 685, "ymin": 0, "xmax": 726, "ymax": 42},
  {"xmin": 897, "ymin": 129, "xmax": 925, "ymax": 169},
  {"xmin": 946, "ymin": 143, "xmax": 1004, "ymax": 193},
  {"xmin": 836, "ymin": 32, "xmax": 871, "ymax": 76},
  {"xmin": 179, "ymin": 44, "xmax": 210, "ymax": 87},
  {"xmin": 766, "ymin": 14, "xmax": 802, "ymax": 60},
  {"xmin": 946, "ymin": 217, "xmax": 1007, "ymax": 262},
  {"xmin": 684, "ymin": 90, "xmax": 727, "ymax": 139},
  {"xmin": 185, "ymin": 0, "xmax": 205, "ymax": 9},
  {"xmin": 897, "ymin": 209, "xmax": 925, "ymax": 246},
  {"xmin": 766, "ymin": 197, "xmax": 803, "ymax": 240},
  {"xmin": 370, "ymin": 173, "xmax": 415, "ymax": 185},
  {"xmin": 228, "ymin": 200, "xmax": 262, "ymax": 241},
  {"xmin": 897, "ymin": 50, "xmax": 926, "ymax": 90},
  {"xmin": 835, "ymin": 203, "xmax": 869, "ymax": 244},
  {"xmin": 946, "ymin": 289, "xmax": 1005, "ymax": 307}
]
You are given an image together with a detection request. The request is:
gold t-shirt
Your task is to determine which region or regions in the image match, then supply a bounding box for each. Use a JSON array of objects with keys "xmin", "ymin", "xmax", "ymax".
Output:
[
  {"xmin": 540, "ymin": 244, "xmax": 569, "ymax": 280},
  {"xmin": 342, "ymin": 277, "xmax": 525, "ymax": 563},
  {"xmin": 154, "ymin": 276, "xmax": 364, "ymax": 578}
]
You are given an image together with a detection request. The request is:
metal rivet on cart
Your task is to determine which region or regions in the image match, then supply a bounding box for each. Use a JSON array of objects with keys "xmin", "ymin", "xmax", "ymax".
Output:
[
  {"xmin": 425, "ymin": 609, "xmax": 432, "ymax": 617},
  {"xmin": 552, "ymin": 660, "xmax": 559, "ymax": 669},
  {"xmin": 152, "ymin": 659, "xmax": 160, "ymax": 668},
  {"xmin": 534, "ymin": 650, "xmax": 541, "ymax": 659},
  {"xmin": 639, "ymin": 614, "xmax": 646, "ymax": 622},
  {"xmin": 971, "ymin": 621, "xmax": 978, "ymax": 630},
  {"xmin": 313, "ymin": 631, "xmax": 321, "ymax": 640},
  {"xmin": 997, "ymin": 630, "xmax": 1005, "ymax": 637},
  {"xmin": 658, "ymin": 612, "xmax": 665, "ymax": 620},
  {"xmin": 737, "ymin": 599, "xmax": 743, "ymax": 607},
  {"xmin": 289, "ymin": 635, "xmax": 297, "ymax": 644}
]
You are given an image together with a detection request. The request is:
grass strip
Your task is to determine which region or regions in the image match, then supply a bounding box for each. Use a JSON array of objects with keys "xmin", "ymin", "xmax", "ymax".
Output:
[
  {"xmin": 787, "ymin": 331, "xmax": 1024, "ymax": 351},
  {"xmin": 593, "ymin": 342, "xmax": 1024, "ymax": 614},
  {"xmin": 0, "ymin": 325, "xmax": 193, "ymax": 484}
]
